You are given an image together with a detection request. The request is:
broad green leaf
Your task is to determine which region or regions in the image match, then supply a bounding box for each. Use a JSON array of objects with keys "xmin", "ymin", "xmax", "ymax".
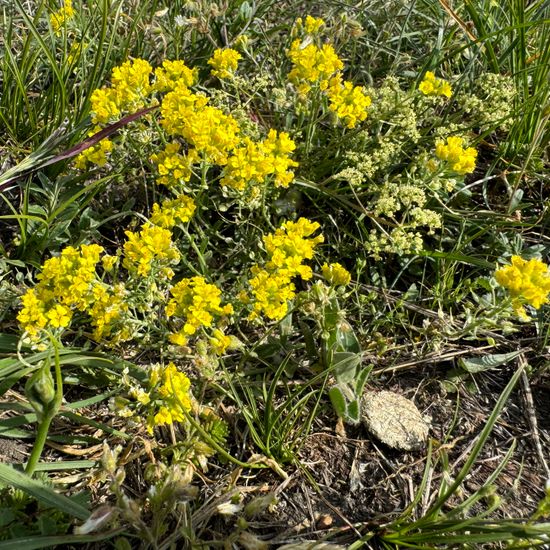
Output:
[
  {"xmin": 328, "ymin": 386, "xmax": 348, "ymax": 419},
  {"xmin": 459, "ymin": 350, "xmax": 523, "ymax": 373},
  {"xmin": 332, "ymin": 351, "xmax": 361, "ymax": 383},
  {"xmin": 347, "ymin": 399, "xmax": 361, "ymax": 425}
]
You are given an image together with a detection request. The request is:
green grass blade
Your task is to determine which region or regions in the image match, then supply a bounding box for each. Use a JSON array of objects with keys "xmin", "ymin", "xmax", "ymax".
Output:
[{"xmin": 0, "ymin": 463, "xmax": 90, "ymax": 520}]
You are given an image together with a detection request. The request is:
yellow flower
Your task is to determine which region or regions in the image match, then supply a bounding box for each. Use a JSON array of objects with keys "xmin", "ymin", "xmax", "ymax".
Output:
[
  {"xmin": 166, "ymin": 276, "xmax": 233, "ymax": 336},
  {"xmin": 245, "ymin": 218, "xmax": 324, "ymax": 321},
  {"xmin": 46, "ymin": 304, "xmax": 72, "ymax": 328},
  {"xmin": 495, "ymin": 256, "xmax": 550, "ymax": 319},
  {"xmin": 287, "ymin": 40, "xmax": 343, "ymax": 91},
  {"xmin": 18, "ymin": 244, "xmax": 110, "ymax": 339},
  {"xmin": 150, "ymin": 195, "xmax": 196, "ymax": 228},
  {"xmin": 150, "ymin": 363, "xmax": 192, "ymax": 429},
  {"xmin": 129, "ymin": 387, "xmax": 151, "ymax": 405},
  {"xmin": 419, "ymin": 71, "xmax": 452, "ymax": 98},
  {"xmin": 74, "ymin": 133, "xmax": 114, "ymax": 170},
  {"xmin": 326, "ymin": 76, "xmax": 371, "ymax": 128},
  {"xmin": 160, "ymin": 88, "xmax": 240, "ymax": 164},
  {"xmin": 90, "ymin": 88, "xmax": 121, "ymax": 124},
  {"xmin": 101, "ymin": 255, "xmax": 118, "ymax": 272},
  {"xmin": 322, "ymin": 263, "xmax": 351, "ymax": 286},
  {"xmin": 123, "ymin": 224, "xmax": 180, "ymax": 277},
  {"xmin": 303, "ymin": 15, "xmax": 325, "ymax": 34},
  {"xmin": 220, "ymin": 130, "xmax": 298, "ymax": 192},
  {"xmin": 209, "ymin": 329, "xmax": 232, "ymax": 355},
  {"xmin": 50, "ymin": 0, "xmax": 75, "ymax": 35},
  {"xmin": 435, "ymin": 136, "xmax": 477, "ymax": 175},
  {"xmin": 151, "ymin": 142, "xmax": 199, "ymax": 188},
  {"xmin": 17, "ymin": 289, "xmax": 48, "ymax": 337},
  {"xmin": 208, "ymin": 48, "xmax": 242, "ymax": 79},
  {"xmin": 154, "ymin": 59, "xmax": 198, "ymax": 92},
  {"xmin": 169, "ymin": 331, "xmax": 188, "ymax": 346},
  {"xmin": 111, "ymin": 58, "xmax": 153, "ymax": 109}
]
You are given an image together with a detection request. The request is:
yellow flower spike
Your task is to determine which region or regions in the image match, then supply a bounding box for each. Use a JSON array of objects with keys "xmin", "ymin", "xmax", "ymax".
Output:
[
  {"xmin": 287, "ymin": 39, "xmax": 343, "ymax": 92},
  {"xmin": 246, "ymin": 218, "xmax": 324, "ymax": 321},
  {"xmin": 435, "ymin": 136, "xmax": 477, "ymax": 175},
  {"xmin": 419, "ymin": 71, "xmax": 452, "ymax": 98},
  {"xmin": 166, "ymin": 277, "xmax": 233, "ymax": 338},
  {"xmin": 111, "ymin": 58, "xmax": 153, "ymax": 108},
  {"xmin": 50, "ymin": 0, "xmax": 75, "ymax": 35},
  {"xmin": 46, "ymin": 304, "xmax": 72, "ymax": 329},
  {"xmin": 90, "ymin": 88, "xmax": 121, "ymax": 125},
  {"xmin": 209, "ymin": 329, "xmax": 232, "ymax": 355},
  {"xmin": 326, "ymin": 79, "xmax": 372, "ymax": 128},
  {"xmin": 495, "ymin": 256, "xmax": 550, "ymax": 319},
  {"xmin": 322, "ymin": 262, "xmax": 351, "ymax": 286},
  {"xmin": 123, "ymin": 224, "xmax": 180, "ymax": 277},
  {"xmin": 208, "ymin": 48, "xmax": 241, "ymax": 79},
  {"xmin": 154, "ymin": 59, "xmax": 198, "ymax": 92},
  {"xmin": 220, "ymin": 130, "xmax": 299, "ymax": 192}
]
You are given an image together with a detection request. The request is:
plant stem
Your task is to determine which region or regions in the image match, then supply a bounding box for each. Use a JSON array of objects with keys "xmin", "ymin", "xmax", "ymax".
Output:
[{"xmin": 25, "ymin": 336, "xmax": 63, "ymax": 477}]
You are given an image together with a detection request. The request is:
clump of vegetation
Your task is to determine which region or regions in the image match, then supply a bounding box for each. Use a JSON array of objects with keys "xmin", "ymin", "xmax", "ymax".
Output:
[{"xmin": 1, "ymin": 0, "xmax": 549, "ymax": 548}]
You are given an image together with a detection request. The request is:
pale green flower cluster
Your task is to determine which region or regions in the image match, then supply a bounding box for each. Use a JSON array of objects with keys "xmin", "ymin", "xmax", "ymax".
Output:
[
  {"xmin": 367, "ymin": 228, "xmax": 424, "ymax": 259},
  {"xmin": 364, "ymin": 177, "xmax": 443, "ymax": 258},
  {"xmin": 338, "ymin": 77, "xmax": 421, "ymax": 182},
  {"xmin": 458, "ymin": 73, "xmax": 516, "ymax": 132}
]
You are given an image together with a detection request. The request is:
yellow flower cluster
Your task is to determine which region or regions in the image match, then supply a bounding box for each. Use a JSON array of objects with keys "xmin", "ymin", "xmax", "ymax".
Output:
[
  {"xmin": 154, "ymin": 59, "xmax": 198, "ymax": 92},
  {"xmin": 149, "ymin": 194, "xmax": 196, "ymax": 228},
  {"xmin": 150, "ymin": 143, "xmax": 199, "ymax": 188},
  {"xmin": 111, "ymin": 59, "xmax": 152, "ymax": 108},
  {"xmin": 221, "ymin": 130, "xmax": 298, "ymax": 191},
  {"xmin": 148, "ymin": 362, "xmax": 192, "ymax": 429},
  {"xmin": 18, "ymin": 244, "xmax": 126, "ymax": 341},
  {"xmin": 322, "ymin": 262, "xmax": 351, "ymax": 286},
  {"xmin": 287, "ymin": 20, "xmax": 371, "ymax": 128},
  {"xmin": 295, "ymin": 15, "xmax": 325, "ymax": 34},
  {"xmin": 160, "ymin": 86, "xmax": 241, "ymax": 165},
  {"xmin": 74, "ymin": 128, "xmax": 114, "ymax": 169},
  {"xmin": 123, "ymin": 224, "xmax": 180, "ymax": 278},
  {"xmin": 166, "ymin": 276, "xmax": 233, "ymax": 346},
  {"xmin": 50, "ymin": 0, "xmax": 74, "ymax": 35},
  {"xmin": 435, "ymin": 136, "xmax": 477, "ymax": 175},
  {"xmin": 287, "ymin": 40, "xmax": 343, "ymax": 94},
  {"xmin": 209, "ymin": 328, "xmax": 233, "ymax": 355},
  {"xmin": 419, "ymin": 71, "xmax": 452, "ymax": 98},
  {"xmin": 88, "ymin": 283, "xmax": 128, "ymax": 341},
  {"xmin": 208, "ymin": 48, "xmax": 242, "ymax": 79},
  {"xmin": 245, "ymin": 218, "xmax": 324, "ymax": 321},
  {"xmin": 89, "ymin": 88, "xmax": 121, "ymax": 125},
  {"xmin": 326, "ymin": 75, "xmax": 372, "ymax": 128},
  {"xmin": 495, "ymin": 256, "xmax": 550, "ymax": 320},
  {"xmin": 85, "ymin": 58, "xmax": 299, "ymax": 195},
  {"xmin": 90, "ymin": 58, "xmax": 153, "ymax": 124}
]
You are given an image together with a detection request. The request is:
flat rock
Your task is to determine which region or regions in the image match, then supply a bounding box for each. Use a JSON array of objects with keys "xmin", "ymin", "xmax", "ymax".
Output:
[{"xmin": 362, "ymin": 390, "xmax": 429, "ymax": 451}]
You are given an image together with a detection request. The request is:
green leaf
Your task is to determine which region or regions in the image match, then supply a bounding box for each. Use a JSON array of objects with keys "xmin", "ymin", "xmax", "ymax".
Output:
[
  {"xmin": 0, "ymin": 464, "xmax": 90, "ymax": 520},
  {"xmin": 458, "ymin": 350, "xmax": 523, "ymax": 373},
  {"xmin": 0, "ymin": 530, "xmax": 124, "ymax": 550},
  {"xmin": 354, "ymin": 365, "xmax": 373, "ymax": 396},
  {"xmin": 332, "ymin": 351, "xmax": 361, "ymax": 383},
  {"xmin": 328, "ymin": 386, "xmax": 348, "ymax": 419},
  {"xmin": 347, "ymin": 399, "xmax": 361, "ymax": 424},
  {"xmin": 334, "ymin": 321, "xmax": 361, "ymax": 354},
  {"xmin": 0, "ymin": 334, "xmax": 23, "ymax": 353}
]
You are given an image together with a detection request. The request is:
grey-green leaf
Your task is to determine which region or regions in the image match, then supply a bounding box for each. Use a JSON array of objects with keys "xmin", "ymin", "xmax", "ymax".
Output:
[{"xmin": 458, "ymin": 350, "xmax": 523, "ymax": 373}]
